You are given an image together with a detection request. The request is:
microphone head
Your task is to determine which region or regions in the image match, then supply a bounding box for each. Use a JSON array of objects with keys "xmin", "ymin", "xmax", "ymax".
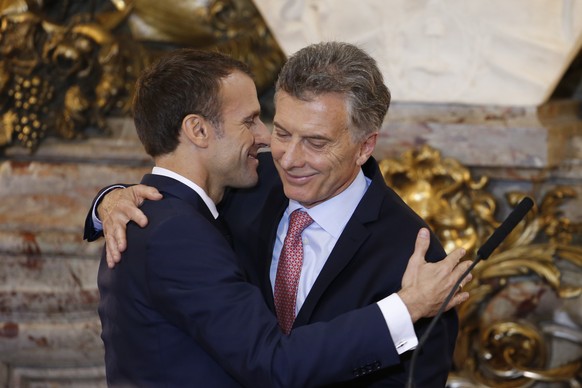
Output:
[{"xmin": 476, "ymin": 197, "xmax": 534, "ymax": 260}]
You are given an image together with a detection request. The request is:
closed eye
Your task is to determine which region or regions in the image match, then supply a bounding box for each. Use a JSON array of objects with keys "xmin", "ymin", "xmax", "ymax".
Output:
[
  {"xmin": 273, "ymin": 128, "xmax": 291, "ymax": 139},
  {"xmin": 243, "ymin": 112, "xmax": 261, "ymax": 129},
  {"xmin": 307, "ymin": 139, "xmax": 328, "ymax": 149}
]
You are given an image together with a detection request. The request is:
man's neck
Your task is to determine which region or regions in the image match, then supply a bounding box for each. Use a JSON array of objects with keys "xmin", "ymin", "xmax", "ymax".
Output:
[
  {"xmin": 151, "ymin": 166, "xmax": 220, "ymax": 219},
  {"xmin": 155, "ymin": 156, "xmax": 224, "ymax": 204}
]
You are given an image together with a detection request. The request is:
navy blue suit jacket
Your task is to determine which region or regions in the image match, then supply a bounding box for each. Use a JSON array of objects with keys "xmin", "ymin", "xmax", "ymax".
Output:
[
  {"xmin": 95, "ymin": 174, "xmax": 402, "ymax": 387},
  {"xmin": 220, "ymin": 153, "xmax": 458, "ymax": 387}
]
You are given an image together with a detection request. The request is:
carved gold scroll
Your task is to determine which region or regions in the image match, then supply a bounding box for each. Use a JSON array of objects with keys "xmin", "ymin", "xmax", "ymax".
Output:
[{"xmin": 379, "ymin": 145, "xmax": 582, "ymax": 387}]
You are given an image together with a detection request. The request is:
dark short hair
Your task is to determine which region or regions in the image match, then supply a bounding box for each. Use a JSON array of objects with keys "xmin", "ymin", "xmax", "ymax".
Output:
[
  {"xmin": 276, "ymin": 42, "xmax": 391, "ymax": 140},
  {"xmin": 133, "ymin": 48, "xmax": 253, "ymax": 157}
]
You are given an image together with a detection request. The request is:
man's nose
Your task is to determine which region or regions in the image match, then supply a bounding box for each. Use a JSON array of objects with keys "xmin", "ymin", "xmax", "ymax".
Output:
[
  {"xmin": 253, "ymin": 119, "xmax": 271, "ymax": 148},
  {"xmin": 278, "ymin": 140, "xmax": 304, "ymax": 169}
]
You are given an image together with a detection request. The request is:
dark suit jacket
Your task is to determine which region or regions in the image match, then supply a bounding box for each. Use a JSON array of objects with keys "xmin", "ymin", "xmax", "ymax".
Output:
[
  {"xmin": 94, "ymin": 174, "xmax": 402, "ymax": 388},
  {"xmin": 220, "ymin": 153, "xmax": 458, "ymax": 387}
]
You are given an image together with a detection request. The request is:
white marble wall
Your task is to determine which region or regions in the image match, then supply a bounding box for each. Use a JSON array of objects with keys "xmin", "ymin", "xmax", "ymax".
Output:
[{"xmin": 253, "ymin": 0, "xmax": 582, "ymax": 106}]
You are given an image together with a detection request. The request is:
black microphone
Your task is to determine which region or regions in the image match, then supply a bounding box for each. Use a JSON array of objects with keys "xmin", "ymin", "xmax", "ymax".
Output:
[
  {"xmin": 476, "ymin": 197, "xmax": 534, "ymax": 260},
  {"xmin": 405, "ymin": 197, "xmax": 534, "ymax": 388}
]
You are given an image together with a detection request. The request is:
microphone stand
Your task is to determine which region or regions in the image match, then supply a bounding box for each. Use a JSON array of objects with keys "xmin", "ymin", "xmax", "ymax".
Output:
[{"xmin": 404, "ymin": 255, "xmax": 480, "ymax": 388}]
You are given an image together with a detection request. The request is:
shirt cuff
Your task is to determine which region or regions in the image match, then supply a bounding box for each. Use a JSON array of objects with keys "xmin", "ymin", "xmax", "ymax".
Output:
[
  {"xmin": 91, "ymin": 185, "xmax": 126, "ymax": 232},
  {"xmin": 377, "ymin": 293, "xmax": 418, "ymax": 354}
]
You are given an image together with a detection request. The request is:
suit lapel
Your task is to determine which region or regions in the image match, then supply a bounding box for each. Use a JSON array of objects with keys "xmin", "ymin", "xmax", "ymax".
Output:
[
  {"xmin": 293, "ymin": 158, "xmax": 388, "ymax": 326},
  {"xmin": 293, "ymin": 221, "xmax": 371, "ymax": 326}
]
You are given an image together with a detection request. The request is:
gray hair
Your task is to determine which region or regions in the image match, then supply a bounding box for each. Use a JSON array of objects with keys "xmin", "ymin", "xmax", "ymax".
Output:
[{"xmin": 275, "ymin": 41, "xmax": 391, "ymax": 140}]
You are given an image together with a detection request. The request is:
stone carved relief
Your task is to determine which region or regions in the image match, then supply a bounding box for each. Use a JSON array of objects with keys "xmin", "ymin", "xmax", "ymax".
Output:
[
  {"xmin": 0, "ymin": 0, "xmax": 285, "ymax": 152},
  {"xmin": 386, "ymin": 1, "xmax": 483, "ymax": 103},
  {"xmin": 253, "ymin": 0, "xmax": 582, "ymax": 105},
  {"xmin": 380, "ymin": 145, "xmax": 582, "ymax": 387}
]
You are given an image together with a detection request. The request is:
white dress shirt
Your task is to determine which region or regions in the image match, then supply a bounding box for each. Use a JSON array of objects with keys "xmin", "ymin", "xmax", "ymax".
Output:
[{"xmin": 270, "ymin": 169, "xmax": 417, "ymax": 354}]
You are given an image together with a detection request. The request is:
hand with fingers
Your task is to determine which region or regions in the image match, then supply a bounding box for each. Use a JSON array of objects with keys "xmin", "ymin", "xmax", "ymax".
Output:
[
  {"xmin": 98, "ymin": 185, "xmax": 162, "ymax": 268},
  {"xmin": 397, "ymin": 228, "xmax": 472, "ymax": 323}
]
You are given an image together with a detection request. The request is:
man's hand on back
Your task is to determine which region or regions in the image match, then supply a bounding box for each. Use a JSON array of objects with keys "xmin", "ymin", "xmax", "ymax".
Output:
[
  {"xmin": 398, "ymin": 228, "xmax": 472, "ymax": 322},
  {"xmin": 98, "ymin": 184, "xmax": 162, "ymax": 268}
]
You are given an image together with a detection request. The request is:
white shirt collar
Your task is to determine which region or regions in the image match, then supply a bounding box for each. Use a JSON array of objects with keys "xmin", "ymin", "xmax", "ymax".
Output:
[
  {"xmin": 151, "ymin": 166, "xmax": 219, "ymax": 219},
  {"xmin": 287, "ymin": 169, "xmax": 370, "ymax": 239}
]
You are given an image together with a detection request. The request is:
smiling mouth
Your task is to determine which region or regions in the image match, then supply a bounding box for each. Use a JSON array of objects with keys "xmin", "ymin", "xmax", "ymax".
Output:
[
  {"xmin": 283, "ymin": 171, "xmax": 316, "ymax": 183},
  {"xmin": 248, "ymin": 143, "xmax": 264, "ymax": 159}
]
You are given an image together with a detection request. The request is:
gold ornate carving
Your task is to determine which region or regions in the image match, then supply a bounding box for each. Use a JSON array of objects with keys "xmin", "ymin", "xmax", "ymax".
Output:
[
  {"xmin": 0, "ymin": 0, "xmax": 285, "ymax": 152},
  {"xmin": 379, "ymin": 145, "xmax": 496, "ymax": 256},
  {"xmin": 379, "ymin": 145, "xmax": 582, "ymax": 387},
  {"xmin": 0, "ymin": 4, "xmax": 138, "ymax": 151}
]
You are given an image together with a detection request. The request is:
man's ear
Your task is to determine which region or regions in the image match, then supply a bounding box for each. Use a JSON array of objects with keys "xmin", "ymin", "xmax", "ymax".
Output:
[
  {"xmin": 356, "ymin": 132, "xmax": 378, "ymax": 166},
  {"xmin": 181, "ymin": 114, "xmax": 210, "ymax": 148}
]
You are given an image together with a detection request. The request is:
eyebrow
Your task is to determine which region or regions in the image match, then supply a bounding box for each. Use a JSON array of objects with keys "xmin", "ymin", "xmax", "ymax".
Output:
[
  {"xmin": 273, "ymin": 121, "xmax": 332, "ymax": 141},
  {"xmin": 243, "ymin": 110, "xmax": 261, "ymax": 122},
  {"xmin": 273, "ymin": 120, "xmax": 285, "ymax": 130},
  {"xmin": 306, "ymin": 134, "xmax": 332, "ymax": 142}
]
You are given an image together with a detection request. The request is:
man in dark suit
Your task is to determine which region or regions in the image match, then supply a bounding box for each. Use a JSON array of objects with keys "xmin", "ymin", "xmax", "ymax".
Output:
[
  {"xmin": 87, "ymin": 43, "xmax": 470, "ymax": 387},
  {"xmin": 221, "ymin": 42, "xmax": 459, "ymax": 387},
  {"xmin": 220, "ymin": 154, "xmax": 456, "ymax": 387}
]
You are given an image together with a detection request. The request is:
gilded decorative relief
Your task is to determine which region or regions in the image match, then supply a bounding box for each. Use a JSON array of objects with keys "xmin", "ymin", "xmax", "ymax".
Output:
[
  {"xmin": 0, "ymin": 3, "xmax": 139, "ymax": 151},
  {"xmin": 380, "ymin": 145, "xmax": 582, "ymax": 387},
  {"xmin": 0, "ymin": 0, "xmax": 285, "ymax": 152}
]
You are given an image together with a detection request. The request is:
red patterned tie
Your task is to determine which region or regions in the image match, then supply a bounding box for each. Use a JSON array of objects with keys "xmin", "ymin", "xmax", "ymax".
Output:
[{"xmin": 274, "ymin": 209, "xmax": 314, "ymax": 334}]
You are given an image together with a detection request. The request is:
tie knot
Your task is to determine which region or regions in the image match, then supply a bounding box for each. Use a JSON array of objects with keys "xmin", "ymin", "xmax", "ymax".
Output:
[{"xmin": 288, "ymin": 209, "xmax": 314, "ymax": 235}]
